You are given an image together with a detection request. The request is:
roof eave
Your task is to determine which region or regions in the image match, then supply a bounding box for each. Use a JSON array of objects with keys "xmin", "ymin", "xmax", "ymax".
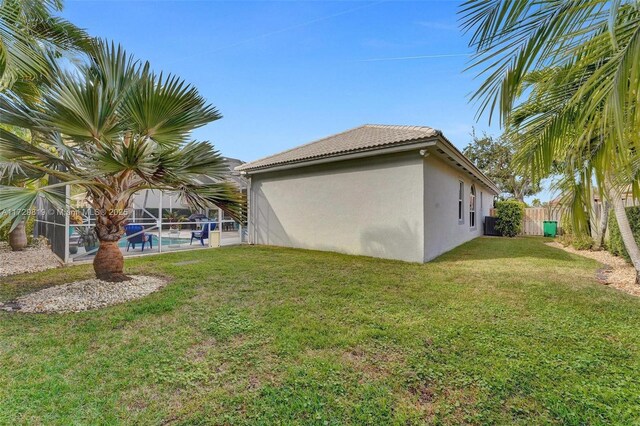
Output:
[
  {"xmin": 236, "ymin": 133, "xmax": 500, "ymax": 195},
  {"xmin": 433, "ymin": 135, "xmax": 500, "ymax": 195},
  {"xmin": 237, "ymin": 138, "xmax": 439, "ymax": 175}
]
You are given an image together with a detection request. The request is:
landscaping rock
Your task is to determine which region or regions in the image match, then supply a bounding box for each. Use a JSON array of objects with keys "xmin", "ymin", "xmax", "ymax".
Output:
[
  {"xmin": 2, "ymin": 275, "xmax": 167, "ymax": 313},
  {"xmin": 0, "ymin": 240, "xmax": 62, "ymax": 277}
]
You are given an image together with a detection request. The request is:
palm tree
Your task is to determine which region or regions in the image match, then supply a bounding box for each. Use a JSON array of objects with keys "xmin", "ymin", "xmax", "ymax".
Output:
[
  {"xmin": 510, "ymin": 62, "xmax": 640, "ymax": 280},
  {"xmin": 1, "ymin": 0, "xmax": 90, "ymax": 250},
  {"xmin": 0, "ymin": 125, "xmax": 37, "ymax": 251},
  {"xmin": 1, "ymin": 0, "xmax": 91, "ymax": 93},
  {"xmin": 461, "ymin": 0, "xmax": 640, "ymax": 281},
  {"xmin": 0, "ymin": 42, "xmax": 243, "ymax": 282}
]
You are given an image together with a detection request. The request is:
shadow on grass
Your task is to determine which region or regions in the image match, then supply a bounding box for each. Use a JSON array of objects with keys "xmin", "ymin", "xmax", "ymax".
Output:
[{"xmin": 431, "ymin": 236, "xmax": 582, "ymax": 264}]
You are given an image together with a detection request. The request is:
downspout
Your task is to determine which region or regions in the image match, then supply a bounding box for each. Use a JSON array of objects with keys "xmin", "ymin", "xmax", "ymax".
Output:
[
  {"xmin": 420, "ymin": 149, "xmax": 430, "ymax": 263},
  {"xmin": 242, "ymin": 172, "xmax": 252, "ymax": 245}
]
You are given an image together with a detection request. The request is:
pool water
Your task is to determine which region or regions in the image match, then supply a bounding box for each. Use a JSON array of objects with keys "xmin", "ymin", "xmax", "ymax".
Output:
[
  {"xmin": 118, "ymin": 235, "xmax": 191, "ymax": 248},
  {"xmin": 72, "ymin": 235, "xmax": 195, "ymax": 260}
]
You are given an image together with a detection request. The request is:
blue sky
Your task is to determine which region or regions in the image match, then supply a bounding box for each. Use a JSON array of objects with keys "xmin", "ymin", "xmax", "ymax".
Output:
[{"xmin": 64, "ymin": 0, "xmax": 552, "ymax": 199}]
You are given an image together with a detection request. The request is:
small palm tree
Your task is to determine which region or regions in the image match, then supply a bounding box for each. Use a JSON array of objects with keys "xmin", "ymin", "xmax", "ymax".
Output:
[
  {"xmin": 0, "ymin": 42, "xmax": 243, "ymax": 281},
  {"xmin": 163, "ymin": 211, "xmax": 186, "ymax": 230}
]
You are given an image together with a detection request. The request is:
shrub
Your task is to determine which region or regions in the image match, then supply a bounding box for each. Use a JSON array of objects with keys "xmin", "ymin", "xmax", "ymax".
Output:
[
  {"xmin": 495, "ymin": 200, "xmax": 524, "ymax": 237},
  {"xmin": 560, "ymin": 212, "xmax": 572, "ymax": 236},
  {"xmin": 572, "ymin": 235, "xmax": 594, "ymax": 250},
  {"xmin": 607, "ymin": 206, "xmax": 640, "ymax": 261},
  {"xmin": 556, "ymin": 214, "xmax": 573, "ymax": 246},
  {"xmin": 556, "ymin": 213, "xmax": 593, "ymax": 250}
]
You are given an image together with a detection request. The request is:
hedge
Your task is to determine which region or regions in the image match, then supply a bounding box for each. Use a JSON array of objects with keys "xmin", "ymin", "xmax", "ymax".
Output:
[
  {"xmin": 607, "ymin": 206, "xmax": 640, "ymax": 261},
  {"xmin": 495, "ymin": 200, "xmax": 525, "ymax": 237}
]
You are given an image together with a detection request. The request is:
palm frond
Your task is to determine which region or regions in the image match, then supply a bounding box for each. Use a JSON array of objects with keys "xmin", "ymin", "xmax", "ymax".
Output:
[
  {"xmin": 460, "ymin": 0, "xmax": 638, "ymax": 136},
  {"xmin": 121, "ymin": 71, "xmax": 221, "ymax": 145},
  {"xmin": 0, "ymin": 0, "xmax": 91, "ymax": 89},
  {"xmin": 0, "ymin": 40, "xmax": 242, "ymax": 228},
  {"xmin": 175, "ymin": 181, "xmax": 245, "ymax": 222},
  {"xmin": 0, "ymin": 181, "xmax": 66, "ymax": 231}
]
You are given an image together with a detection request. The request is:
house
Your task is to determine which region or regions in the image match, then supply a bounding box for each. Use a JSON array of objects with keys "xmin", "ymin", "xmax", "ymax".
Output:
[{"xmin": 236, "ymin": 124, "xmax": 499, "ymax": 263}]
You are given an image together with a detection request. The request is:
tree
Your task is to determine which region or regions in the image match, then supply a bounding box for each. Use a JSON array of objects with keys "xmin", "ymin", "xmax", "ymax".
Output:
[
  {"xmin": 0, "ymin": 42, "xmax": 243, "ymax": 282},
  {"xmin": 0, "ymin": 0, "xmax": 91, "ymax": 97},
  {"xmin": 0, "ymin": 124, "xmax": 35, "ymax": 250},
  {"xmin": 461, "ymin": 0, "xmax": 640, "ymax": 282},
  {"xmin": 510, "ymin": 62, "xmax": 638, "ymax": 261},
  {"xmin": 0, "ymin": 0, "xmax": 90, "ymax": 250},
  {"xmin": 463, "ymin": 130, "xmax": 539, "ymax": 201}
]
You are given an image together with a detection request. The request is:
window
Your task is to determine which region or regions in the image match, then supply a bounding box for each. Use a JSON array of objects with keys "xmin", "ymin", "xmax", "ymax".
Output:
[
  {"xmin": 458, "ymin": 181, "xmax": 464, "ymax": 223},
  {"xmin": 470, "ymin": 185, "xmax": 476, "ymax": 228}
]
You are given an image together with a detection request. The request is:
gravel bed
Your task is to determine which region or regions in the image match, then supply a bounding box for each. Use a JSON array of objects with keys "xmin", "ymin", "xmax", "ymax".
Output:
[
  {"xmin": 0, "ymin": 240, "xmax": 62, "ymax": 277},
  {"xmin": 546, "ymin": 241, "xmax": 640, "ymax": 297},
  {"xmin": 0, "ymin": 275, "xmax": 168, "ymax": 313}
]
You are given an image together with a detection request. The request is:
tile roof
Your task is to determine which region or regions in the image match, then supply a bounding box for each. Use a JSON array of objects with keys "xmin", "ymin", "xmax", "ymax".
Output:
[{"xmin": 236, "ymin": 124, "xmax": 439, "ymax": 172}]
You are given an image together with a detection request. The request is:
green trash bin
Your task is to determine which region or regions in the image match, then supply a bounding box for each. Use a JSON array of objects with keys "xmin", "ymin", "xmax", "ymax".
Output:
[{"xmin": 543, "ymin": 220, "xmax": 557, "ymax": 237}]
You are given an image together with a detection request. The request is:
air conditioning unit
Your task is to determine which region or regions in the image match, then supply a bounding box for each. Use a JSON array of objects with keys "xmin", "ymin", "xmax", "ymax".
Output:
[{"xmin": 484, "ymin": 216, "xmax": 500, "ymax": 236}]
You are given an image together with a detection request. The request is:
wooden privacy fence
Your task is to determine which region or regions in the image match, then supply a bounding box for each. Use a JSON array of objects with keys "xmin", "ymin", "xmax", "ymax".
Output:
[{"xmin": 489, "ymin": 207, "xmax": 563, "ymax": 236}]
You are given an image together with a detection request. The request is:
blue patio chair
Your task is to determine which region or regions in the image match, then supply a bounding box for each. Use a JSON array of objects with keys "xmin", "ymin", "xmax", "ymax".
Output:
[
  {"xmin": 190, "ymin": 222, "xmax": 216, "ymax": 246},
  {"xmin": 124, "ymin": 224, "xmax": 153, "ymax": 252}
]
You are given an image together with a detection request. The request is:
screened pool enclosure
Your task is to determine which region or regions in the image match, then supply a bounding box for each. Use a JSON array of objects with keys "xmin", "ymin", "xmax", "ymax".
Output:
[{"xmin": 34, "ymin": 187, "xmax": 245, "ymax": 264}]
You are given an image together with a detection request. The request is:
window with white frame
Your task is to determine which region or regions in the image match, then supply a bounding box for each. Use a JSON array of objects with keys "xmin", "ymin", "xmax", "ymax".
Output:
[
  {"xmin": 458, "ymin": 181, "xmax": 464, "ymax": 223},
  {"xmin": 470, "ymin": 184, "xmax": 476, "ymax": 228}
]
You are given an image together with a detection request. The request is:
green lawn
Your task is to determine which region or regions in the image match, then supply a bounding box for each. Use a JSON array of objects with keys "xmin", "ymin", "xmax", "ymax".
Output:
[{"xmin": 1, "ymin": 237, "xmax": 640, "ymax": 425}]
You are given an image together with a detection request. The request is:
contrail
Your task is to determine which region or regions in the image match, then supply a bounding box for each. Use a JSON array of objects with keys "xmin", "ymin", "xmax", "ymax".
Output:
[{"xmin": 168, "ymin": 0, "xmax": 386, "ymax": 63}]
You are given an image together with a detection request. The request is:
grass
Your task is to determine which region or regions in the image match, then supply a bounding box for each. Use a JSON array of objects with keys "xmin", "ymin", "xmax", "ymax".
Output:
[{"xmin": 1, "ymin": 237, "xmax": 640, "ymax": 424}]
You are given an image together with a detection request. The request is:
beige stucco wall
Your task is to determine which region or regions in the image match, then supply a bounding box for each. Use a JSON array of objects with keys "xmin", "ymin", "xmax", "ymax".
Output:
[
  {"xmin": 422, "ymin": 154, "xmax": 495, "ymax": 261},
  {"xmin": 248, "ymin": 150, "xmax": 496, "ymax": 263},
  {"xmin": 248, "ymin": 152, "xmax": 426, "ymax": 262}
]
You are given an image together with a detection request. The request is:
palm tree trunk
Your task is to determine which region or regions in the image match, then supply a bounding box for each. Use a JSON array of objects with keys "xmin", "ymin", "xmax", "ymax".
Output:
[
  {"xmin": 609, "ymin": 189, "xmax": 640, "ymax": 284},
  {"xmin": 93, "ymin": 240, "xmax": 128, "ymax": 281},
  {"xmin": 592, "ymin": 201, "xmax": 609, "ymax": 250},
  {"xmin": 92, "ymin": 212, "xmax": 129, "ymax": 282},
  {"xmin": 8, "ymin": 220, "xmax": 28, "ymax": 251}
]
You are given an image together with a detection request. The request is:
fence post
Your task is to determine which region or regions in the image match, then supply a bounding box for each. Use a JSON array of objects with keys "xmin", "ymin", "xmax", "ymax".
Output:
[
  {"xmin": 64, "ymin": 184, "xmax": 70, "ymax": 264},
  {"xmin": 158, "ymin": 191, "xmax": 163, "ymax": 253}
]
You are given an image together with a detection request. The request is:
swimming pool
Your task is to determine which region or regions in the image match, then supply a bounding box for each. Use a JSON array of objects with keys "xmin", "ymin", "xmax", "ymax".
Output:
[{"xmin": 118, "ymin": 235, "xmax": 192, "ymax": 248}]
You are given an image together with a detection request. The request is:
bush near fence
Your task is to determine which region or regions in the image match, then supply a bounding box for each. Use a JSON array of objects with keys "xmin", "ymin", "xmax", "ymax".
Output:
[
  {"xmin": 488, "ymin": 206, "xmax": 563, "ymax": 236},
  {"xmin": 607, "ymin": 206, "xmax": 640, "ymax": 261},
  {"xmin": 494, "ymin": 200, "xmax": 525, "ymax": 237},
  {"xmin": 557, "ymin": 214, "xmax": 593, "ymax": 249}
]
